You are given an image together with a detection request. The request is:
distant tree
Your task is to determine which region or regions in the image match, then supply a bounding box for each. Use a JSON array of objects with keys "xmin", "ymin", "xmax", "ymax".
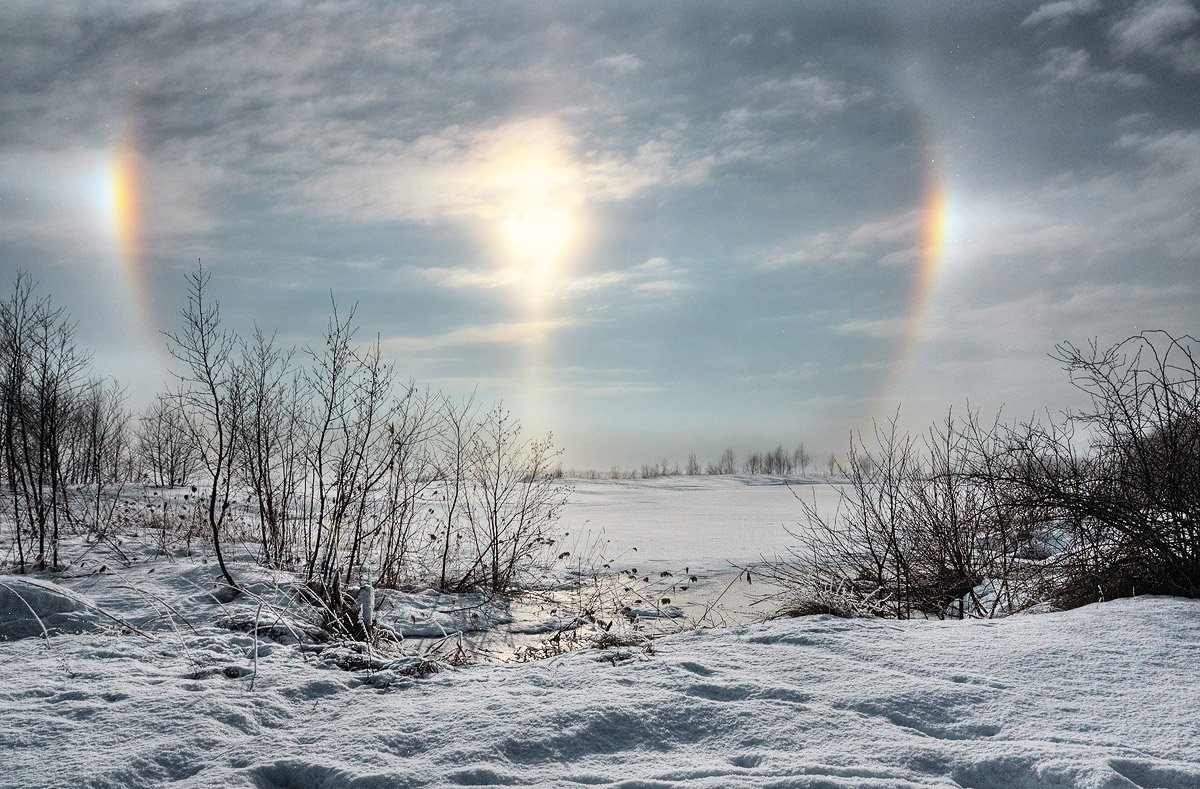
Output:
[
  {"xmin": 719, "ymin": 446, "xmax": 736, "ymax": 475},
  {"xmin": 794, "ymin": 442, "xmax": 812, "ymax": 476},
  {"xmin": 686, "ymin": 452, "xmax": 701, "ymax": 475},
  {"xmin": 772, "ymin": 444, "xmax": 791, "ymax": 475},
  {"xmin": 136, "ymin": 392, "xmax": 198, "ymax": 487}
]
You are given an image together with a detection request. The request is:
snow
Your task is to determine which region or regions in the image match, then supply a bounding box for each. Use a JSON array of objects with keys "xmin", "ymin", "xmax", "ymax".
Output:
[
  {"xmin": 383, "ymin": 590, "xmax": 515, "ymax": 638},
  {"xmin": 1, "ymin": 477, "xmax": 1198, "ymax": 786},
  {"xmin": 1, "ymin": 585, "xmax": 1197, "ymax": 786},
  {"xmin": 0, "ymin": 576, "xmax": 111, "ymax": 640}
]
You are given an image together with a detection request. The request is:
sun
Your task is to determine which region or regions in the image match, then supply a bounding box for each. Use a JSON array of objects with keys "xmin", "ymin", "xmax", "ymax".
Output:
[
  {"xmin": 503, "ymin": 205, "xmax": 573, "ymax": 270},
  {"xmin": 465, "ymin": 118, "xmax": 588, "ymax": 301}
]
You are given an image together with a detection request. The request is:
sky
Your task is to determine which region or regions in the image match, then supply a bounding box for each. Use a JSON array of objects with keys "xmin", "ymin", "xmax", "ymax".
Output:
[{"xmin": 1, "ymin": 0, "xmax": 1198, "ymax": 469}]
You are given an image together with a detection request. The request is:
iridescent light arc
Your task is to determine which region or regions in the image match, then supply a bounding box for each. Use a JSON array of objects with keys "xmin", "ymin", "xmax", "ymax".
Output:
[
  {"xmin": 873, "ymin": 157, "xmax": 953, "ymax": 418},
  {"xmin": 107, "ymin": 128, "xmax": 153, "ymax": 330},
  {"xmin": 908, "ymin": 165, "xmax": 951, "ymax": 350}
]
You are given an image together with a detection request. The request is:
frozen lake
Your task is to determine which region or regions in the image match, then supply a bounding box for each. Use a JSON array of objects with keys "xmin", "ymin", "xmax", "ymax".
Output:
[
  {"xmin": 559, "ymin": 475, "xmax": 842, "ymax": 569},
  {"xmin": 541, "ymin": 475, "xmax": 845, "ymax": 628}
]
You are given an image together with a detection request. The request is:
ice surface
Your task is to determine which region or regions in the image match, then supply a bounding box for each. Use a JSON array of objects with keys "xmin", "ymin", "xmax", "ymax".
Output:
[{"xmin": 559, "ymin": 475, "xmax": 837, "ymax": 567}]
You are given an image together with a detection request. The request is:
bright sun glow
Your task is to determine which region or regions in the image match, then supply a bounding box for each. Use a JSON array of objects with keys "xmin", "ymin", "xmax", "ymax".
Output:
[
  {"xmin": 503, "ymin": 205, "xmax": 573, "ymax": 267},
  {"xmin": 470, "ymin": 118, "xmax": 586, "ymax": 304}
]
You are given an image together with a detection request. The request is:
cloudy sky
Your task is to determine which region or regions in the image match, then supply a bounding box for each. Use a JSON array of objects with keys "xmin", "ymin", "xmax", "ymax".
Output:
[{"xmin": 1, "ymin": 0, "xmax": 1198, "ymax": 468}]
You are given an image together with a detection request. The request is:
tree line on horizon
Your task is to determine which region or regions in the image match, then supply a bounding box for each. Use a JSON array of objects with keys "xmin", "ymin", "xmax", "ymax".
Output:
[{"xmin": 568, "ymin": 443, "xmax": 845, "ymax": 480}]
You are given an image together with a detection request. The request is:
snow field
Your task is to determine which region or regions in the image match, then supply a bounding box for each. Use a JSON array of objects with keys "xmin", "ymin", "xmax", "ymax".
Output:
[{"xmin": 1, "ymin": 594, "xmax": 1197, "ymax": 787}]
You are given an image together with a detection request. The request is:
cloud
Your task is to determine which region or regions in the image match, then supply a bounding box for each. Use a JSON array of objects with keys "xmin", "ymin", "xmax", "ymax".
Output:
[
  {"xmin": 924, "ymin": 281, "xmax": 1200, "ymax": 355},
  {"xmin": 759, "ymin": 211, "xmax": 920, "ymax": 269},
  {"xmin": 295, "ymin": 108, "xmax": 775, "ymax": 226},
  {"xmin": 1111, "ymin": 0, "xmax": 1200, "ymax": 71},
  {"xmin": 751, "ymin": 72, "xmax": 873, "ymax": 117},
  {"xmin": 385, "ymin": 319, "xmax": 572, "ymax": 353},
  {"xmin": 926, "ymin": 122, "xmax": 1200, "ymax": 294},
  {"xmin": 412, "ymin": 255, "xmax": 690, "ymax": 301},
  {"xmin": 562, "ymin": 257, "xmax": 690, "ymax": 297},
  {"xmin": 411, "ymin": 266, "xmax": 522, "ymax": 290},
  {"xmin": 1035, "ymin": 47, "xmax": 1151, "ymax": 92},
  {"xmin": 592, "ymin": 53, "xmax": 643, "ymax": 74},
  {"xmin": 294, "ymin": 117, "xmax": 586, "ymax": 223},
  {"xmin": 1022, "ymin": 0, "xmax": 1102, "ymax": 27},
  {"xmin": 838, "ymin": 316, "xmax": 907, "ymax": 339}
]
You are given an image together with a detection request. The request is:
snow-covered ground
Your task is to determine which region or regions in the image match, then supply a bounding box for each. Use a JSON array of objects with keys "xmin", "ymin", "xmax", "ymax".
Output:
[
  {"xmin": 2, "ymin": 582, "xmax": 1197, "ymax": 787},
  {"xmin": 2, "ymin": 476, "xmax": 1199, "ymax": 787}
]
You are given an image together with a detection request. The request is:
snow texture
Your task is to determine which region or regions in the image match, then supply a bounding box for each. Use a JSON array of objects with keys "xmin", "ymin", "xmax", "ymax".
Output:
[{"xmin": 1, "ymin": 590, "xmax": 1197, "ymax": 787}]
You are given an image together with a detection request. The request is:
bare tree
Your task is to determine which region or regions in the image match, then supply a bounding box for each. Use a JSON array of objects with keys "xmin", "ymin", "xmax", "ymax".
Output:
[
  {"xmin": 163, "ymin": 265, "xmax": 242, "ymax": 590},
  {"xmin": 0, "ymin": 274, "xmax": 90, "ymax": 570}
]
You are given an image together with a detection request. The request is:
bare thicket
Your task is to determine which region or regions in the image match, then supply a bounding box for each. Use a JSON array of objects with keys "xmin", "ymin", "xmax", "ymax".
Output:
[
  {"xmin": 0, "ymin": 269, "xmax": 572, "ymax": 620},
  {"xmin": 235, "ymin": 327, "xmax": 304, "ymax": 568},
  {"xmin": 0, "ymin": 274, "xmax": 90, "ymax": 570},
  {"xmin": 463, "ymin": 404, "xmax": 567, "ymax": 593},
  {"xmin": 775, "ymin": 331, "xmax": 1200, "ymax": 618},
  {"xmin": 65, "ymin": 378, "xmax": 133, "ymax": 536},
  {"xmin": 299, "ymin": 303, "xmax": 395, "ymax": 594},
  {"xmin": 1002, "ymin": 333, "xmax": 1200, "ymax": 602}
]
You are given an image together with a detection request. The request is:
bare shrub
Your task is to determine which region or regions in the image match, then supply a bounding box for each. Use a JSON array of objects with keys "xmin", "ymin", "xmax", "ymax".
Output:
[
  {"xmin": 773, "ymin": 411, "xmax": 1050, "ymax": 619},
  {"xmin": 1004, "ymin": 332, "xmax": 1200, "ymax": 602},
  {"xmin": 774, "ymin": 331, "xmax": 1200, "ymax": 618}
]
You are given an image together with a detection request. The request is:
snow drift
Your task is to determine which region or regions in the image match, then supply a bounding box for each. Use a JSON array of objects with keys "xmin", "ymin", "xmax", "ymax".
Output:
[
  {"xmin": 0, "ymin": 577, "xmax": 109, "ymax": 641},
  {"xmin": 1, "ymin": 592, "xmax": 1197, "ymax": 787}
]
